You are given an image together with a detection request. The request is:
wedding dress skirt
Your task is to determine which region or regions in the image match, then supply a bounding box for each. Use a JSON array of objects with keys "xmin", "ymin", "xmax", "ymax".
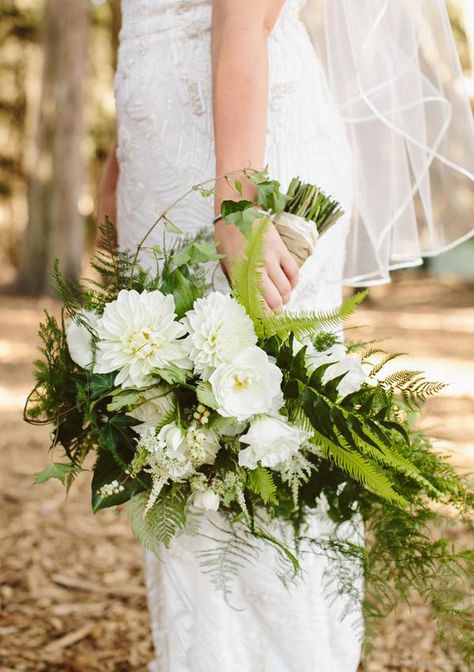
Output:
[{"xmin": 115, "ymin": 1, "xmax": 363, "ymax": 669}]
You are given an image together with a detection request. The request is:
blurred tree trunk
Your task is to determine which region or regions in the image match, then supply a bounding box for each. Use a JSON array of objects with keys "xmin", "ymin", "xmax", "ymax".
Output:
[{"xmin": 17, "ymin": 0, "xmax": 88, "ymax": 295}]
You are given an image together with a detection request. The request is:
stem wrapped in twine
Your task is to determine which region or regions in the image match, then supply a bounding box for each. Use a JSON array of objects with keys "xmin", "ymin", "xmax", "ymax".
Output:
[{"xmin": 274, "ymin": 179, "xmax": 344, "ymax": 267}]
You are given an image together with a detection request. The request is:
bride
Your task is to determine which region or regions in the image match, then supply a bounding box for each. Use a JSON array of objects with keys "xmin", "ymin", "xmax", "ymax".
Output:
[{"xmin": 98, "ymin": 1, "xmax": 474, "ymax": 670}]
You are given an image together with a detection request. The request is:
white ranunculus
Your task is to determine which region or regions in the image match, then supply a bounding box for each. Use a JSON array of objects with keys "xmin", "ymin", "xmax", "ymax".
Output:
[
  {"xmin": 182, "ymin": 292, "xmax": 257, "ymax": 380},
  {"xmin": 93, "ymin": 289, "xmax": 190, "ymax": 388},
  {"xmin": 65, "ymin": 310, "xmax": 99, "ymax": 370},
  {"xmin": 323, "ymin": 355, "xmax": 366, "ymax": 398},
  {"xmin": 129, "ymin": 386, "xmax": 175, "ymax": 428},
  {"xmin": 156, "ymin": 422, "xmax": 187, "ymax": 458},
  {"xmin": 193, "ymin": 489, "xmax": 220, "ymax": 511},
  {"xmin": 305, "ymin": 342, "xmax": 346, "ymax": 373},
  {"xmin": 209, "ymin": 346, "xmax": 283, "ymax": 421},
  {"xmin": 238, "ymin": 415, "xmax": 311, "ymax": 470}
]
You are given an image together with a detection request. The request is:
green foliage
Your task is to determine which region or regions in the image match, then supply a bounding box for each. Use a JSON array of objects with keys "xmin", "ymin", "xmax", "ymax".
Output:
[
  {"xmin": 33, "ymin": 462, "xmax": 84, "ymax": 486},
  {"xmin": 247, "ymin": 467, "xmax": 278, "ymax": 505},
  {"xmin": 285, "ymin": 177, "xmax": 344, "ymax": 235},
  {"xmin": 129, "ymin": 487, "xmax": 188, "ymax": 552},
  {"xmin": 263, "ymin": 291, "xmax": 367, "ymax": 340},
  {"xmin": 230, "ymin": 217, "xmax": 268, "ymax": 334}
]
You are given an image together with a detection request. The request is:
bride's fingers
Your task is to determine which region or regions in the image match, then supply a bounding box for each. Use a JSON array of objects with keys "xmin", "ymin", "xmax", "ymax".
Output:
[
  {"xmin": 268, "ymin": 262, "xmax": 292, "ymax": 304},
  {"xmin": 280, "ymin": 251, "xmax": 299, "ymax": 289},
  {"xmin": 261, "ymin": 271, "xmax": 284, "ymax": 311}
]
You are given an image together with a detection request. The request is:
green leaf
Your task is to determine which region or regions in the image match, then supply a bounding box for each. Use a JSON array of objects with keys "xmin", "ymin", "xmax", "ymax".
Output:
[
  {"xmin": 34, "ymin": 462, "xmax": 84, "ymax": 486},
  {"xmin": 163, "ymin": 217, "xmax": 184, "ymax": 235},
  {"xmin": 196, "ymin": 381, "xmax": 218, "ymax": 409},
  {"xmin": 248, "ymin": 467, "xmax": 278, "ymax": 505},
  {"xmin": 155, "ymin": 363, "xmax": 188, "ymax": 385},
  {"xmin": 92, "ymin": 446, "xmax": 148, "ymax": 512},
  {"xmin": 88, "ymin": 372, "xmax": 116, "ymax": 399},
  {"xmin": 221, "ymin": 200, "xmax": 262, "ymax": 239},
  {"xmin": 161, "ymin": 268, "xmax": 201, "ymax": 316},
  {"xmin": 195, "ymin": 186, "xmax": 215, "ymax": 198},
  {"xmin": 129, "ymin": 487, "xmax": 188, "ymax": 551},
  {"xmin": 107, "ymin": 390, "xmax": 142, "ymax": 412},
  {"xmin": 230, "ymin": 217, "xmax": 268, "ymax": 334}
]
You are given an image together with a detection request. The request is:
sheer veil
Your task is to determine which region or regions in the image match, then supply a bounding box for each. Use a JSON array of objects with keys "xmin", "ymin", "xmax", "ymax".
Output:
[{"xmin": 303, "ymin": 0, "xmax": 474, "ymax": 286}]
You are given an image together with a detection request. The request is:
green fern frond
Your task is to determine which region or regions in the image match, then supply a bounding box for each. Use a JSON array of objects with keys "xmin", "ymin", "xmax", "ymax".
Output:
[
  {"xmin": 350, "ymin": 424, "xmax": 440, "ymax": 496},
  {"xmin": 381, "ymin": 371, "xmax": 446, "ymax": 408},
  {"xmin": 230, "ymin": 217, "xmax": 268, "ymax": 335},
  {"xmin": 369, "ymin": 352, "xmax": 405, "ymax": 377},
  {"xmin": 313, "ymin": 431, "xmax": 409, "ymax": 508},
  {"xmin": 263, "ymin": 291, "xmax": 367, "ymax": 340},
  {"xmin": 197, "ymin": 523, "xmax": 260, "ymax": 603},
  {"xmin": 129, "ymin": 487, "xmax": 188, "ymax": 552}
]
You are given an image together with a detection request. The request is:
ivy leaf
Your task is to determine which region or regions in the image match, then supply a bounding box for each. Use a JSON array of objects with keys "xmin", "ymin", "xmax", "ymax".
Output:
[
  {"xmin": 220, "ymin": 200, "xmax": 262, "ymax": 239},
  {"xmin": 107, "ymin": 390, "xmax": 142, "ymax": 412},
  {"xmin": 248, "ymin": 467, "xmax": 278, "ymax": 505},
  {"xmin": 161, "ymin": 268, "xmax": 201, "ymax": 315},
  {"xmin": 92, "ymin": 447, "xmax": 149, "ymax": 513},
  {"xmin": 87, "ymin": 372, "xmax": 116, "ymax": 399},
  {"xmin": 34, "ymin": 462, "xmax": 84, "ymax": 486},
  {"xmin": 195, "ymin": 186, "xmax": 214, "ymax": 198},
  {"xmin": 163, "ymin": 217, "xmax": 184, "ymax": 235}
]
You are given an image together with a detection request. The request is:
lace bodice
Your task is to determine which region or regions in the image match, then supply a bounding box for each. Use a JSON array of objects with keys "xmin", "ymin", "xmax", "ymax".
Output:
[{"xmin": 115, "ymin": 2, "xmax": 361, "ymax": 670}]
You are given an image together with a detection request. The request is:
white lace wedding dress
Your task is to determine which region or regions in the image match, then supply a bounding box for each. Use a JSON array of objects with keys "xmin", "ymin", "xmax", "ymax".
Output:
[{"xmin": 115, "ymin": 1, "xmax": 363, "ymax": 670}]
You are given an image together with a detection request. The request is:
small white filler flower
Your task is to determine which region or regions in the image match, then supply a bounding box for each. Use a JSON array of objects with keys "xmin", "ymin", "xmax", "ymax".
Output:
[
  {"xmin": 93, "ymin": 289, "xmax": 190, "ymax": 388},
  {"xmin": 238, "ymin": 415, "xmax": 311, "ymax": 470},
  {"xmin": 209, "ymin": 346, "xmax": 283, "ymax": 421},
  {"xmin": 182, "ymin": 292, "xmax": 257, "ymax": 379}
]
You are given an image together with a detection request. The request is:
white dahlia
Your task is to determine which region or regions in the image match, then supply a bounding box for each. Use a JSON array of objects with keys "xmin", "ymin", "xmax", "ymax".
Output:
[
  {"xmin": 93, "ymin": 289, "xmax": 190, "ymax": 388},
  {"xmin": 182, "ymin": 292, "xmax": 257, "ymax": 380}
]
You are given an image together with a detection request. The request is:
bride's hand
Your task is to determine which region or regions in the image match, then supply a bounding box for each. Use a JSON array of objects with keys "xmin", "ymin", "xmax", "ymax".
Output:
[{"xmin": 215, "ymin": 219, "xmax": 299, "ymax": 310}]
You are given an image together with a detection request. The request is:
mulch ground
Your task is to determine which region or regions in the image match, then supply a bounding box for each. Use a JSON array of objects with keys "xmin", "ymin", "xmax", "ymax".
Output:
[{"xmin": 0, "ymin": 272, "xmax": 473, "ymax": 672}]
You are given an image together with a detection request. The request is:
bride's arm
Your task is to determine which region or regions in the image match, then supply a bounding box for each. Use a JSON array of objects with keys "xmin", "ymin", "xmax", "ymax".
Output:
[{"xmin": 211, "ymin": 0, "xmax": 299, "ymax": 310}]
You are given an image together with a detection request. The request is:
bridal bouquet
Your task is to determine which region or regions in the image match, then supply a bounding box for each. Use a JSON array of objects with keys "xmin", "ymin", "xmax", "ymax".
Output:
[{"xmin": 25, "ymin": 170, "xmax": 473, "ymax": 661}]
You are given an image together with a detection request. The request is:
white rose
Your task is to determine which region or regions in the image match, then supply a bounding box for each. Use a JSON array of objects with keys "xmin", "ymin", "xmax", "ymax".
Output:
[
  {"xmin": 129, "ymin": 387, "xmax": 175, "ymax": 428},
  {"xmin": 65, "ymin": 310, "xmax": 99, "ymax": 370},
  {"xmin": 323, "ymin": 355, "xmax": 366, "ymax": 398},
  {"xmin": 238, "ymin": 415, "xmax": 311, "ymax": 470},
  {"xmin": 209, "ymin": 346, "xmax": 283, "ymax": 422},
  {"xmin": 193, "ymin": 489, "xmax": 220, "ymax": 511}
]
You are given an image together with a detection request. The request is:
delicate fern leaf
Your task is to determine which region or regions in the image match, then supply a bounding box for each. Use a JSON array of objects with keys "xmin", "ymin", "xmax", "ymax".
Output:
[
  {"xmin": 350, "ymin": 422, "xmax": 441, "ymax": 497},
  {"xmin": 230, "ymin": 217, "xmax": 268, "ymax": 334},
  {"xmin": 263, "ymin": 291, "xmax": 367, "ymax": 340},
  {"xmin": 247, "ymin": 467, "xmax": 278, "ymax": 505},
  {"xmin": 129, "ymin": 487, "xmax": 188, "ymax": 552},
  {"xmin": 197, "ymin": 523, "xmax": 260, "ymax": 604},
  {"xmin": 369, "ymin": 352, "xmax": 405, "ymax": 377},
  {"xmin": 313, "ymin": 431, "xmax": 409, "ymax": 508}
]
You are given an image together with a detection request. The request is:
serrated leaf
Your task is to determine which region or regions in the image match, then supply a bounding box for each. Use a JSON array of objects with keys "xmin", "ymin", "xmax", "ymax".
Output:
[
  {"xmin": 196, "ymin": 381, "xmax": 218, "ymax": 409},
  {"xmin": 107, "ymin": 390, "xmax": 142, "ymax": 412}
]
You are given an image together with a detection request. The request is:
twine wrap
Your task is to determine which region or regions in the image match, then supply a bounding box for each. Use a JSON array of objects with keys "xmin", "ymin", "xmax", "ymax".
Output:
[{"xmin": 273, "ymin": 211, "xmax": 319, "ymax": 268}]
